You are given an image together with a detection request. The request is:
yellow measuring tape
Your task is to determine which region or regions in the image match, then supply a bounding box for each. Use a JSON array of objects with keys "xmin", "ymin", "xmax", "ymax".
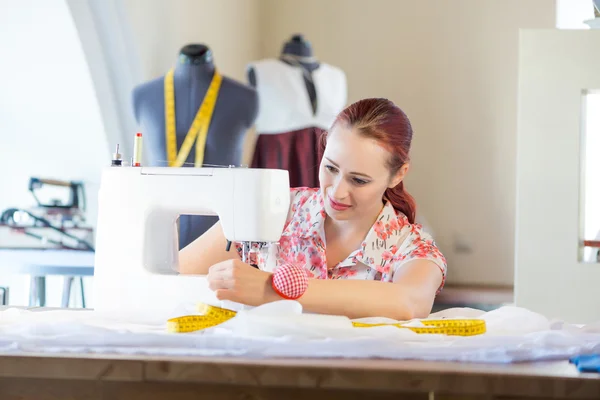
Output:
[
  {"xmin": 167, "ymin": 303, "xmax": 487, "ymax": 336},
  {"xmin": 164, "ymin": 68, "xmax": 222, "ymax": 168}
]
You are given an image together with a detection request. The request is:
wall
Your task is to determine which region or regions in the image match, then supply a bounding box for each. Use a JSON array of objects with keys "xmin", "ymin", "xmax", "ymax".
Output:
[
  {"xmin": 123, "ymin": 0, "xmax": 261, "ymax": 83},
  {"xmin": 0, "ymin": 0, "xmax": 109, "ymax": 306},
  {"xmin": 260, "ymin": 0, "xmax": 556, "ymax": 286}
]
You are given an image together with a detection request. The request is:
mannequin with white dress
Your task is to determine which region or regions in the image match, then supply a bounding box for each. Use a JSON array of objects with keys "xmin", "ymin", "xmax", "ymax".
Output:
[{"xmin": 247, "ymin": 34, "xmax": 347, "ymax": 188}]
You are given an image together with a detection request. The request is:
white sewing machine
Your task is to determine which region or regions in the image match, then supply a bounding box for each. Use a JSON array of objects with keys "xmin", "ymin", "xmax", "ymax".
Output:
[{"xmin": 92, "ymin": 166, "xmax": 290, "ymax": 322}]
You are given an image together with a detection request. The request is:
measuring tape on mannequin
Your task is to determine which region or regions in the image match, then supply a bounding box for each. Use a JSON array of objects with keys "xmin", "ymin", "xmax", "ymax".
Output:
[
  {"xmin": 167, "ymin": 303, "xmax": 487, "ymax": 336},
  {"xmin": 164, "ymin": 68, "xmax": 222, "ymax": 168}
]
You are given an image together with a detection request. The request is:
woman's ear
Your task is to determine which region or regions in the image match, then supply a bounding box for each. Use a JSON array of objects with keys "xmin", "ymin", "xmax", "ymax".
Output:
[{"xmin": 389, "ymin": 163, "xmax": 409, "ymax": 188}]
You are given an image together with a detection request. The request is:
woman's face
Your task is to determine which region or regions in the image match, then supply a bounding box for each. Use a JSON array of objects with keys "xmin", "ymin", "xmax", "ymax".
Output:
[{"xmin": 318, "ymin": 124, "xmax": 406, "ymax": 222}]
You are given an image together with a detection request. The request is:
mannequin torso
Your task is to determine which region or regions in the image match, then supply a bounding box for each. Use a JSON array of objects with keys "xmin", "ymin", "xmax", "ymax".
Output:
[
  {"xmin": 132, "ymin": 44, "xmax": 258, "ymax": 249},
  {"xmin": 245, "ymin": 35, "xmax": 347, "ymax": 188},
  {"xmin": 248, "ymin": 34, "xmax": 320, "ymax": 113}
]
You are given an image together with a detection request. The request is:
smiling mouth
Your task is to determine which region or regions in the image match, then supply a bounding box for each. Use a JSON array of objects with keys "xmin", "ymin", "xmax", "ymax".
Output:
[{"xmin": 328, "ymin": 196, "xmax": 351, "ymax": 211}]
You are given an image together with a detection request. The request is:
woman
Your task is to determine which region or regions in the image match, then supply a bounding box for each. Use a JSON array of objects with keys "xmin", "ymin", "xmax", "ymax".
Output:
[{"xmin": 179, "ymin": 98, "xmax": 447, "ymax": 320}]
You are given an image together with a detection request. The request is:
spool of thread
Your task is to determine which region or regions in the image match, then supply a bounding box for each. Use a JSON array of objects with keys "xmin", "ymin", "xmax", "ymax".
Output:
[
  {"xmin": 133, "ymin": 132, "xmax": 143, "ymax": 167},
  {"xmin": 111, "ymin": 144, "xmax": 122, "ymax": 166}
]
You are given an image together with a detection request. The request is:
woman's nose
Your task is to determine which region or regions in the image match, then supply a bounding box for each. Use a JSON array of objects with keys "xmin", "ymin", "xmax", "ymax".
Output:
[{"xmin": 331, "ymin": 178, "xmax": 349, "ymax": 200}]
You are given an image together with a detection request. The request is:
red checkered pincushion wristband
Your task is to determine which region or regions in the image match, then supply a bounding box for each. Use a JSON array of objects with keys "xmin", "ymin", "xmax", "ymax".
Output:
[{"xmin": 271, "ymin": 263, "xmax": 309, "ymax": 300}]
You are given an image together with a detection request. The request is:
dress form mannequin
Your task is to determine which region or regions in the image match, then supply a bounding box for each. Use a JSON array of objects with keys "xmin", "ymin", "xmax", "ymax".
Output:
[
  {"xmin": 246, "ymin": 35, "xmax": 347, "ymax": 188},
  {"xmin": 248, "ymin": 34, "xmax": 320, "ymax": 114},
  {"xmin": 132, "ymin": 44, "xmax": 258, "ymax": 249}
]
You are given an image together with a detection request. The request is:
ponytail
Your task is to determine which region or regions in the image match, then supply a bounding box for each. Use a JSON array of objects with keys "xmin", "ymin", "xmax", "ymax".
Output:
[{"xmin": 384, "ymin": 181, "xmax": 416, "ymax": 224}]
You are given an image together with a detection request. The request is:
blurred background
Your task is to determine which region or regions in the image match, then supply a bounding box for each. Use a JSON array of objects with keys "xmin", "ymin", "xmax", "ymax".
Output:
[{"xmin": 0, "ymin": 0, "xmax": 598, "ymax": 315}]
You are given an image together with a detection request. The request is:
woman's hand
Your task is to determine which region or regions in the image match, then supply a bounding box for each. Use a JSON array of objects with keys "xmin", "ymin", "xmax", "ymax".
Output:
[{"xmin": 206, "ymin": 259, "xmax": 278, "ymax": 306}]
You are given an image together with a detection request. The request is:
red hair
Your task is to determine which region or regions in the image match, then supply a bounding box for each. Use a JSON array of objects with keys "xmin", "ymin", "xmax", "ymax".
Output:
[{"xmin": 319, "ymin": 98, "xmax": 417, "ymax": 223}]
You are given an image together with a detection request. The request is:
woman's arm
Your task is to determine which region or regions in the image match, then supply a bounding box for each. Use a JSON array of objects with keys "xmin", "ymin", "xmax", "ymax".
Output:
[
  {"xmin": 178, "ymin": 221, "xmax": 240, "ymax": 275},
  {"xmin": 209, "ymin": 258, "xmax": 444, "ymax": 320},
  {"xmin": 293, "ymin": 260, "xmax": 443, "ymax": 320}
]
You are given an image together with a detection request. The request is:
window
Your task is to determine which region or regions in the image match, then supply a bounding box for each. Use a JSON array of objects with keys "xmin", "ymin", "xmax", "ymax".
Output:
[{"xmin": 580, "ymin": 90, "xmax": 600, "ymax": 262}]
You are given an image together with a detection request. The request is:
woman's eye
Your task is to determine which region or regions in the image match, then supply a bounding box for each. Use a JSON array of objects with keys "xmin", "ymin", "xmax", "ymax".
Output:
[
  {"xmin": 353, "ymin": 178, "xmax": 368, "ymax": 185},
  {"xmin": 325, "ymin": 165, "xmax": 337, "ymax": 173}
]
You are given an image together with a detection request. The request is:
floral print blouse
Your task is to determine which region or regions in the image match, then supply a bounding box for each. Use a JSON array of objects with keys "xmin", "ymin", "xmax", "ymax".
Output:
[{"xmin": 235, "ymin": 187, "xmax": 447, "ymax": 293}]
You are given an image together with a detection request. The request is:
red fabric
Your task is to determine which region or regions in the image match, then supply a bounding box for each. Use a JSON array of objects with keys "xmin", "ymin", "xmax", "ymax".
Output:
[
  {"xmin": 271, "ymin": 263, "xmax": 309, "ymax": 300},
  {"xmin": 251, "ymin": 127, "xmax": 325, "ymax": 188}
]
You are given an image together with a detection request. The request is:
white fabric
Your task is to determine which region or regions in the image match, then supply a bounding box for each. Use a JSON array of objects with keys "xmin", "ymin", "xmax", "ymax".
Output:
[
  {"xmin": 2, "ymin": 302, "xmax": 600, "ymax": 363},
  {"xmin": 248, "ymin": 59, "xmax": 347, "ymax": 133}
]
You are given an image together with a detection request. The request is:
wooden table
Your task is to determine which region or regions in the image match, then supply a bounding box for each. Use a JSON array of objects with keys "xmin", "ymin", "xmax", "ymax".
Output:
[{"xmin": 1, "ymin": 352, "xmax": 599, "ymax": 399}]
